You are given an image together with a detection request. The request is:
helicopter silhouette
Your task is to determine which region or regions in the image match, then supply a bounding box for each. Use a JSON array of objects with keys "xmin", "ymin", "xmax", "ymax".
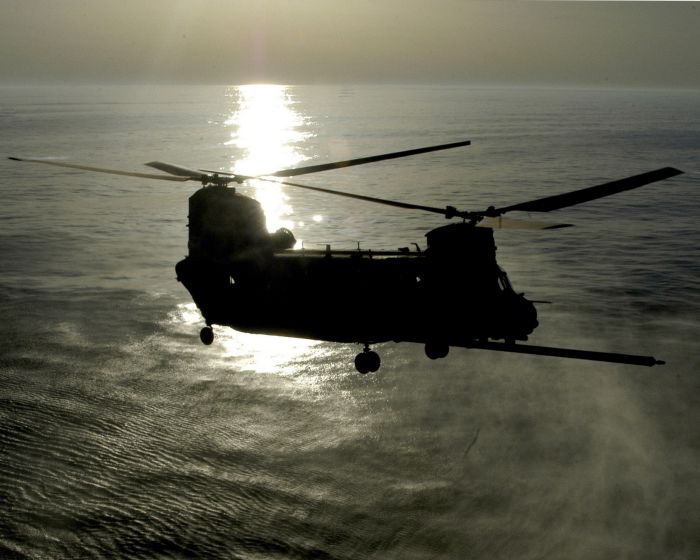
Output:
[{"xmin": 10, "ymin": 140, "xmax": 682, "ymax": 373}]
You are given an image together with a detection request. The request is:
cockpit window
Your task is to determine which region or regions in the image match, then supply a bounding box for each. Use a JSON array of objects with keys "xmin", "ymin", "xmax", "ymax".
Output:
[{"xmin": 497, "ymin": 268, "xmax": 513, "ymax": 292}]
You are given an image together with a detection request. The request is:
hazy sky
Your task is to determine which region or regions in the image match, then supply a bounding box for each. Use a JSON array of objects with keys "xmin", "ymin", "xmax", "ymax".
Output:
[{"xmin": 2, "ymin": 0, "xmax": 699, "ymax": 88}]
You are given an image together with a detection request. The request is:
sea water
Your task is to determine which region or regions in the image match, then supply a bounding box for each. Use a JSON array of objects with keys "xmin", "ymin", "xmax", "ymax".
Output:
[{"xmin": 1, "ymin": 84, "xmax": 699, "ymax": 559}]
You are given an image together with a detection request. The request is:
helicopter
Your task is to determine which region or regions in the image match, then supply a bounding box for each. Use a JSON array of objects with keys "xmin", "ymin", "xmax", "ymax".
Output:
[{"xmin": 10, "ymin": 140, "xmax": 682, "ymax": 373}]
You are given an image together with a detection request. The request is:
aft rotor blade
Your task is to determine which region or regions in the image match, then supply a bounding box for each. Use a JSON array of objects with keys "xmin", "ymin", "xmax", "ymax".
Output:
[
  {"xmin": 255, "ymin": 176, "xmax": 454, "ymax": 215},
  {"xmin": 145, "ymin": 161, "xmax": 208, "ymax": 179},
  {"xmin": 256, "ymin": 140, "xmax": 471, "ymax": 178},
  {"xmin": 8, "ymin": 157, "xmax": 191, "ymax": 182},
  {"xmin": 496, "ymin": 167, "xmax": 683, "ymax": 214}
]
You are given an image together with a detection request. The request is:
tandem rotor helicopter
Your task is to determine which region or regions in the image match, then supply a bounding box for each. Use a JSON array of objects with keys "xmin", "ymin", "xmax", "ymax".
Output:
[{"xmin": 10, "ymin": 140, "xmax": 682, "ymax": 373}]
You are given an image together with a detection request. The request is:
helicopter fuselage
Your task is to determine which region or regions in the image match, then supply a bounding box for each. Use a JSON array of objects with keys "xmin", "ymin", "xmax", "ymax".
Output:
[
  {"xmin": 176, "ymin": 250, "xmax": 538, "ymax": 347},
  {"xmin": 11, "ymin": 139, "xmax": 675, "ymax": 370},
  {"xmin": 176, "ymin": 186, "xmax": 538, "ymax": 351}
]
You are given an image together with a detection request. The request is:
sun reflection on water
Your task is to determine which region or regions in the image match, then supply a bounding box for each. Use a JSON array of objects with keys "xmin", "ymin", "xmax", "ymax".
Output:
[
  {"xmin": 170, "ymin": 302, "xmax": 331, "ymax": 377},
  {"xmin": 224, "ymin": 84, "xmax": 312, "ymax": 233},
  {"xmin": 168, "ymin": 87, "xmax": 331, "ymax": 377},
  {"xmin": 214, "ymin": 327, "xmax": 325, "ymax": 375}
]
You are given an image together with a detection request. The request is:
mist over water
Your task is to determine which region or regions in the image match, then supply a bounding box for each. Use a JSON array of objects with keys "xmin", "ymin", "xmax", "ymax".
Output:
[{"xmin": 1, "ymin": 85, "xmax": 699, "ymax": 559}]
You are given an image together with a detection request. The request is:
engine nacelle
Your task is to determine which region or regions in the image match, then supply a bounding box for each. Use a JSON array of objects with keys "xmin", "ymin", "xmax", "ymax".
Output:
[{"xmin": 188, "ymin": 186, "xmax": 270, "ymax": 262}]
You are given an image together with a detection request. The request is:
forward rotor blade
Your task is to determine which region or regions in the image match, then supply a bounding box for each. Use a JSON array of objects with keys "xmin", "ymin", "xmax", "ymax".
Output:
[
  {"xmin": 8, "ymin": 157, "xmax": 190, "ymax": 182},
  {"xmin": 496, "ymin": 167, "xmax": 683, "ymax": 214},
  {"xmin": 257, "ymin": 177, "xmax": 573, "ymax": 229},
  {"xmin": 255, "ymin": 139, "xmax": 471, "ymax": 178},
  {"xmin": 476, "ymin": 216, "xmax": 573, "ymax": 230},
  {"xmin": 463, "ymin": 340, "xmax": 664, "ymax": 366}
]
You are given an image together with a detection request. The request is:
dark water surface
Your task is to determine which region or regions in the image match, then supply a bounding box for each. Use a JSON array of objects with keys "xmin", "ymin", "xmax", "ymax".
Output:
[{"xmin": 1, "ymin": 85, "xmax": 699, "ymax": 559}]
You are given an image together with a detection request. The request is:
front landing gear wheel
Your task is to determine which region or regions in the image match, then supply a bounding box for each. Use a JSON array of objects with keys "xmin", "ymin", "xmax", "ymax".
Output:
[
  {"xmin": 355, "ymin": 349, "xmax": 381, "ymax": 374},
  {"xmin": 425, "ymin": 342, "xmax": 449, "ymax": 360},
  {"xmin": 200, "ymin": 326, "xmax": 214, "ymax": 346}
]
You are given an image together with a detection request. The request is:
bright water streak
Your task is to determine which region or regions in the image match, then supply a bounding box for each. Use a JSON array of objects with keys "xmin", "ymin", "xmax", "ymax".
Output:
[
  {"xmin": 225, "ymin": 84, "xmax": 311, "ymax": 234},
  {"xmin": 0, "ymin": 84, "xmax": 699, "ymax": 559}
]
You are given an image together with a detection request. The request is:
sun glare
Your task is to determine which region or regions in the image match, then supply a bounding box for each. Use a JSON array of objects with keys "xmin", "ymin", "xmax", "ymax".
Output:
[{"xmin": 224, "ymin": 84, "xmax": 311, "ymax": 232}]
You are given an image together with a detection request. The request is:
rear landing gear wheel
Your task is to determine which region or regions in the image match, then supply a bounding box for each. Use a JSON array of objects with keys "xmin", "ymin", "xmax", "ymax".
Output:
[
  {"xmin": 200, "ymin": 326, "xmax": 214, "ymax": 345},
  {"xmin": 355, "ymin": 348, "xmax": 381, "ymax": 374}
]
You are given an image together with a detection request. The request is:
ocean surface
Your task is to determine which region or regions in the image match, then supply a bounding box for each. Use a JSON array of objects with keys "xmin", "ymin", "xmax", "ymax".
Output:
[{"xmin": 1, "ymin": 84, "xmax": 699, "ymax": 559}]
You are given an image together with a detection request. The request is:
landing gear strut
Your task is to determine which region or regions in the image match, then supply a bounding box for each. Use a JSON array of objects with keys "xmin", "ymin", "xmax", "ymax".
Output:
[
  {"xmin": 355, "ymin": 345, "xmax": 381, "ymax": 374},
  {"xmin": 200, "ymin": 326, "xmax": 214, "ymax": 345}
]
